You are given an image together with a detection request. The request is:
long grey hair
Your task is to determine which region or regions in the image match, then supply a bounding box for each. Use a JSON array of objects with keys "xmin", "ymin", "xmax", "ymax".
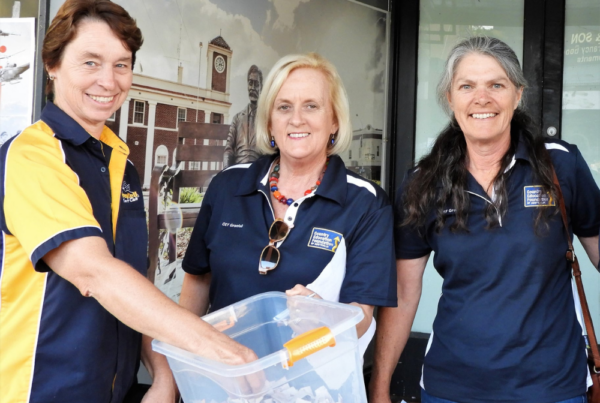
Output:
[{"xmin": 401, "ymin": 37, "xmax": 556, "ymax": 233}]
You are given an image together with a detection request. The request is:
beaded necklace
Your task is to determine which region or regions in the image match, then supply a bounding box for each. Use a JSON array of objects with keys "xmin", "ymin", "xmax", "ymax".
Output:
[{"xmin": 269, "ymin": 158, "xmax": 329, "ymax": 205}]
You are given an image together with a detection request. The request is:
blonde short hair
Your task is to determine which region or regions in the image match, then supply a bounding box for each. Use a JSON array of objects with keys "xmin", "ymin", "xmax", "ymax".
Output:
[{"xmin": 255, "ymin": 53, "xmax": 352, "ymax": 156}]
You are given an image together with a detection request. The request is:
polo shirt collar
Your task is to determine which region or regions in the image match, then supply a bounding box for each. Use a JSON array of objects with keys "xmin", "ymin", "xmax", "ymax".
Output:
[
  {"xmin": 504, "ymin": 131, "xmax": 530, "ymax": 174},
  {"xmin": 513, "ymin": 131, "xmax": 530, "ymax": 162},
  {"xmin": 314, "ymin": 155, "xmax": 347, "ymax": 206},
  {"xmin": 41, "ymin": 101, "xmax": 91, "ymax": 146},
  {"xmin": 235, "ymin": 155, "xmax": 275, "ymax": 196},
  {"xmin": 235, "ymin": 154, "xmax": 348, "ymax": 206},
  {"xmin": 41, "ymin": 101, "xmax": 129, "ymax": 155}
]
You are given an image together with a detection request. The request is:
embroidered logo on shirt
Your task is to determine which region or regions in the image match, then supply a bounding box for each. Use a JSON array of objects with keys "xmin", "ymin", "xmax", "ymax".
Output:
[
  {"xmin": 524, "ymin": 185, "xmax": 555, "ymax": 207},
  {"xmin": 308, "ymin": 228, "xmax": 343, "ymax": 252},
  {"xmin": 122, "ymin": 182, "xmax": 139, "ymax": 203}
]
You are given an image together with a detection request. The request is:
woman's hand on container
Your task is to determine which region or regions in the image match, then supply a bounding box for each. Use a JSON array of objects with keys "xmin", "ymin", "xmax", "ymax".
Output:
[
  {"xmin": 286, "ymin": 284, "xmax": 321, "ymax": 298},
  {"xmin": 203, "ymin": 330, "xmax": 259, "ymax": 366},
  {"xmin": 208, "ymin": 330, "xmax": 265, "ymax": 394}
]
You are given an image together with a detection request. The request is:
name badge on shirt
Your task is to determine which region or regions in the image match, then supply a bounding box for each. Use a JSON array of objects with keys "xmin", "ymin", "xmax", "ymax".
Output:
[
  {"xmin": 524, "ymin": 185, "xmax": 555, "ymax": 207},
  {"xmin": 308, "ymin": 228, "xmax": 343, "ymax": 252}
]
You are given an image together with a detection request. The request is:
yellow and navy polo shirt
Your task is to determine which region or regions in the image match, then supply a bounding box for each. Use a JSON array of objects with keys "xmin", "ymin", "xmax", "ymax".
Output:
[{"xmin": 0, "ymin": 102, "xmax": 147, "ymax": 403}]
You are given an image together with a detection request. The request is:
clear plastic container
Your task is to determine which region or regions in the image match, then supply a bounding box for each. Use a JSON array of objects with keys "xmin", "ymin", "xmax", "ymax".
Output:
[{"xmin": 152, "ymin": 291, "xmax": 366, "ymax": 403}]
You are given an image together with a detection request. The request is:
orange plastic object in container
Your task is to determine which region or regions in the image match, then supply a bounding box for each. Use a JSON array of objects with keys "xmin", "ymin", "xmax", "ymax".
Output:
[{"xmin": 284, "ymin": 326, "xmax": 336, "ymax": 367}]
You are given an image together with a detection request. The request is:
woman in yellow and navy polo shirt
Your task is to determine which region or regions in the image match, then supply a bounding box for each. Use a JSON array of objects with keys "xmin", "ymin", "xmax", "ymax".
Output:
[{"xmin": 0, "ymin": 1, "xmax": 255, "ymax": 403}]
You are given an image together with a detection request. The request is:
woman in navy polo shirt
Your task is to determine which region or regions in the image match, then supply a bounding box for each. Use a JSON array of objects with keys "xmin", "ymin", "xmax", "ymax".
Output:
[
  {"xmin": 180, "ymin": 53, "xmax": 397, "ymax": 354},
  {"xmin": 370, "ymin": 37, "xmax": 600, "ymax": 403}
]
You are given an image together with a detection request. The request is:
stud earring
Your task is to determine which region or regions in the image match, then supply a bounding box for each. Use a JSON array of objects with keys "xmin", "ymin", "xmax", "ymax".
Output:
[
  {"xmin": 270, "ymin": 136, "xmax": 276, "ymax": 148},
  {"xmin": 330, "ymin": 134, "xmax": 335, "ymax": 145},
  {"xmin": 48, "ymin": 75, "xmax": 55, "ymax": 80}
]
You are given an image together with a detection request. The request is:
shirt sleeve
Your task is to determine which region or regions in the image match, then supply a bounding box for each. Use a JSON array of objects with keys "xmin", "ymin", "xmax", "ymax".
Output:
[
  {"xmin": 339, "ymin": 200, "xmax": 398, "ymax": 308},
  {"xmin": 568, "ymin": 145, "xmax": 600, "ymax": 238},
  {"xmin": 1, "ymin": 131, "xmax": 102, "ymax": 271},
  {"xmin": 181, "ymin": 175, "xmax": 216, "ymax": 275},
  {"xmin": 394, "ymin": 176, "xmax": 433, "ymax": 260}
]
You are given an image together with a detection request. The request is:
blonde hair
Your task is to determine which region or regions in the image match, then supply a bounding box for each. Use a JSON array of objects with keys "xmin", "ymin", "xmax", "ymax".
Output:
[{"xmin": 255, "ymin": 52, "xmax": 352, "ymax": 156}]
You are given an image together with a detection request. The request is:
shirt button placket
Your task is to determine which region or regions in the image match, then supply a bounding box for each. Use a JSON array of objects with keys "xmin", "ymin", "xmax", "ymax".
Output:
[{"xmin": 286, "ymin": 203, "xmax": 299, "ymax": 224}]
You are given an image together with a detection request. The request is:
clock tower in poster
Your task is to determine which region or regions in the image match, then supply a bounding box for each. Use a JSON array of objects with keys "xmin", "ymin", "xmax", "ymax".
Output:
[{"xmin": 207, "ymin": 35, "xmax": 232, "ymax": 94}]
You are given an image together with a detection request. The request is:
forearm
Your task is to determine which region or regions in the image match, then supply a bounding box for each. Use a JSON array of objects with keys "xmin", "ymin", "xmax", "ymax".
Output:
[
  {"xmin": 140, "ymin": 336, "xmax": 179, "ymax": 402},
  {"xmin": 141, "ymin": 335, "xmax": 174, "ymax": 380},
  {"xmin": 179, "ymin": 272, "xmax": 211, "ymax": 316},
  {"xmin": 369, "ymin": 256, "xmax": 427, "ymax": 398},
  {"xmin": 141, "ymin": 335, "xmax": 177, "ymax": 389},
  {"xmin": 578, "ymin": 235, "xmax": 599, "ymax": 269},
  {"xmin": 369, "ymin": 302, "xmax": 418, "ymax": 389},
  {"xmin": 45, "ymin": 237, "xmax": 256, "ymax": 364},
  {"xmin": 86, "ymin": 254, "xmax": 216, "ymax": 353}
]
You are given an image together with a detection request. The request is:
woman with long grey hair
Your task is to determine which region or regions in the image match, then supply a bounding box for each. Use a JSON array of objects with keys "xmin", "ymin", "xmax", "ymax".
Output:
[{"xmin": 369, "ymin": 37, "xmax": 600, "ymax": 403}]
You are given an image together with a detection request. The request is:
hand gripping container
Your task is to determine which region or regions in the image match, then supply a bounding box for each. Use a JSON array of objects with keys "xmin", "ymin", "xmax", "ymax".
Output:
[{"xmin": 152, "ymin": 291, "xmax": 367, "ymax": 403}]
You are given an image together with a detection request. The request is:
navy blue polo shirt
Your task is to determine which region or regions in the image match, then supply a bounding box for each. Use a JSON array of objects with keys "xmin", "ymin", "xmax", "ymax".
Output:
[
  {"xmin": 0, "ymin": 102, "xmax": 147, "ymax": 403},
  {"xmin": 395, "ymin": 136, "xmax": 600, "ymax": 403},
  {"xmin": 183, "ymin": 154, "xmax": 397, "ymax": 312}
]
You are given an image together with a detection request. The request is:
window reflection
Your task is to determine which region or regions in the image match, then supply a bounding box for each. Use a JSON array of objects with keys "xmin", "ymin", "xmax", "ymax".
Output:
[
  {"xmin": 562, "ymin": 0, "xmax": 600, "ymax": 184},
  {"xmin": 411, "ymin": 0, "xmax": 524, "ymax": 334},
  {"xmin": 415, "ymin": 0, "xmax": 524, "ymax": 161}
]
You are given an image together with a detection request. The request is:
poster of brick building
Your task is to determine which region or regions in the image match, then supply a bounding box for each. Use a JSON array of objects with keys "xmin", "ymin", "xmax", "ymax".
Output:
[{"xmin": 49, "ymin": 0, "xmax": 389, "ymax": 300}]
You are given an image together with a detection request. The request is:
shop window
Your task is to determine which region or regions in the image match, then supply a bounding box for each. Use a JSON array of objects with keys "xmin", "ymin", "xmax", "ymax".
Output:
[
  {"xmin": 561, "ymin": 0, "xmax": 600, "ymax": 317},
  {"xmin": 133, "ymin": 101, "xmax": 145, "ymax": 124},
  {"xmin": 562, "ymin": 0, "xmax": 600, "ymax": 185}
]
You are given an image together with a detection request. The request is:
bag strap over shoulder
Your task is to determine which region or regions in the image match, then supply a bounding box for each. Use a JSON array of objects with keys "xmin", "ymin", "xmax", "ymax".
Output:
[{"xmin": 551, "ymin": 167, "xmax": 600, "ymax": 373}]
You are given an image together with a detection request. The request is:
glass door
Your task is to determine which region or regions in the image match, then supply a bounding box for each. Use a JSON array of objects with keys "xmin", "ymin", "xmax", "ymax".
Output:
[
  {"xmin": 561, "ymin": 0, "xmax": 600, "ymax": 320},
  {"xmin": 412, "ymin": 0, "xmax": 525, "ymax": 333}
]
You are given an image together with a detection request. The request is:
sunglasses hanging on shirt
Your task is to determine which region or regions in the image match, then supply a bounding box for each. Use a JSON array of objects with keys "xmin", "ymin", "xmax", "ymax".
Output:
[{"xmin": 259, "ymin": 219, "xmax": 290, "ymax": 275}]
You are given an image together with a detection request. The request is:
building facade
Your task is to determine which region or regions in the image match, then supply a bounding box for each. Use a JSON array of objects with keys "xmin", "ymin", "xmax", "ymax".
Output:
[
  {"xmin": 105, "ymin": 36, "xmax": 233, "ymax": 188},
  {"xmin": 341, "ymin": 125, "xmax": 383, "ymax": 185}
]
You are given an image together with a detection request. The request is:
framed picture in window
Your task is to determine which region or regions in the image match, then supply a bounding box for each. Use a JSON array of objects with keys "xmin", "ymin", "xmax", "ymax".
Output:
[
  {"xmin": 0, "ymin": 17, "xmax": 35, "ymax": 145},
  {"xmin": 47, "ymin": 0, "xmax": 391, "ymax": 302}
]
